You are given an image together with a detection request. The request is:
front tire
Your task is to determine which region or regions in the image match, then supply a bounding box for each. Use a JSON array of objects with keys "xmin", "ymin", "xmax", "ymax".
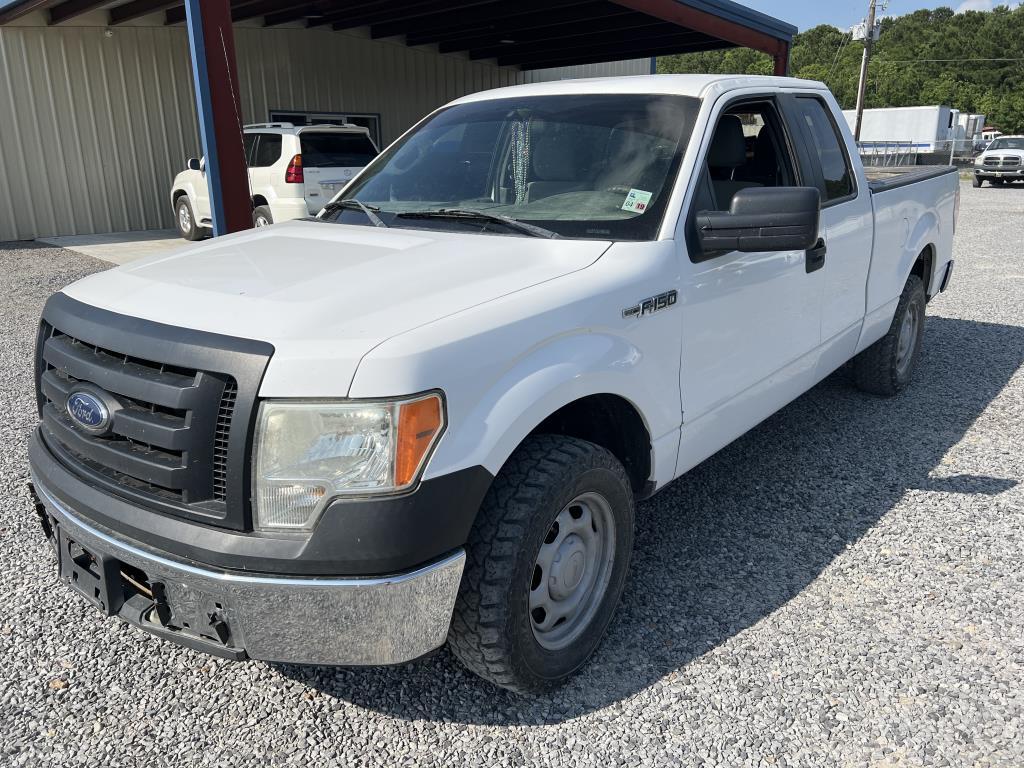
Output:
[
  {"xmin": 853, "ymin": 274, "xmax": 926, "ymax": 396},
  {"xmin": 175, "ymin": 196, "xmax": 203, "ymax": 241},
  {"xmin": 972, "ymin": 176, "xmax": 983, "ymax": 188},
  {"xmin": 449, "ymin": 435, "xmax": 635, "ymax": 693}
]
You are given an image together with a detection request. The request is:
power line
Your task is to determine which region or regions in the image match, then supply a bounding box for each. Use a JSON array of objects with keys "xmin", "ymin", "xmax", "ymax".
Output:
[
  {"xmin": 825, "ymin": 31, "xmax": 853, "ymax": 87},
  {"xmin": 874, "ymin": 57, "xmax": 1024, "ymax": 63}
]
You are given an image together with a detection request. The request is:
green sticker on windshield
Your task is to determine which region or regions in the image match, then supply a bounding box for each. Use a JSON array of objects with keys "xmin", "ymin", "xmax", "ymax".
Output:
[{"xmin": 621, "ymin": 188, "xmax": 653, "ymax": 213}]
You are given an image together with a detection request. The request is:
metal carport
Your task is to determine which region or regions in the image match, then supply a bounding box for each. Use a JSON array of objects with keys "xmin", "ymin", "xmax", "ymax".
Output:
[{"xmin": 0, "ymin": 0, "xmax": 796, "ymax": 237}]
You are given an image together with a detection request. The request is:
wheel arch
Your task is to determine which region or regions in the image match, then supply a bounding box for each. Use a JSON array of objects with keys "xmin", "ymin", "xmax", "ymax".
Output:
[
  {"xmin": 904, "ymin": 210, "xmax": 939, "ymax": 298},
  {"xmin": 529, "ymin": 393, "xmax": 653, "ymax": 497},
  {"xmin": 422, "ymin": 331, "xmax": 670, "ymax": 502},
  {"xmin": 910, "ymin": 243, "xmax": 935, "ymax": 298},
  {"xmin": 251, "ymin": 194, "xmax": 269, "ymax": 208}
]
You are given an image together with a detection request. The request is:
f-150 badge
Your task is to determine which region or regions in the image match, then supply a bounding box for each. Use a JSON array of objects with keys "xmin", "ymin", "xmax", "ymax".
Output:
[{"xmin": 622, "ymin": 290, "xmax": 677, "ymax": 319}]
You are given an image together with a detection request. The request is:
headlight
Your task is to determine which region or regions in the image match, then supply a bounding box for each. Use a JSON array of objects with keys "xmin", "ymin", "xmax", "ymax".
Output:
[
  {"xmin": 253, "ymin": 393, "xmax": 445, "ymax": 531},
  {"xmin": 975, "ymin": 157, "xmax": 985, "ymax": 165}
]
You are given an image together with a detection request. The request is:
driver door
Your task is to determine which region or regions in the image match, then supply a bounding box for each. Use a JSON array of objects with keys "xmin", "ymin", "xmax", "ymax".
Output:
[{"xmin": 676, "ymin": 96, "xmax": 825, "ymax": 474}]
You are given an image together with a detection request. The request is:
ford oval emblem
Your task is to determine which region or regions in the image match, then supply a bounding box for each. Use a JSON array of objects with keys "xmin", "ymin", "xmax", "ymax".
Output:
[{"xmin": 66, "ymin": 391, "xmax": 111, "ymax": 434}]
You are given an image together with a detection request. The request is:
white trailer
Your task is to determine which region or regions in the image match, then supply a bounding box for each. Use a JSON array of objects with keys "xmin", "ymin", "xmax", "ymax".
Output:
[{"xmin": 842, "ymin": 105, "xmax": 957, "ymax": 153}]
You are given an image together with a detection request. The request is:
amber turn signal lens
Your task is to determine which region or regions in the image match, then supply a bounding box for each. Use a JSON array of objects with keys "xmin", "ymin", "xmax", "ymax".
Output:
[{"xmin": 395, "ymin": 395, "xmax": 444, "ymax": 487}]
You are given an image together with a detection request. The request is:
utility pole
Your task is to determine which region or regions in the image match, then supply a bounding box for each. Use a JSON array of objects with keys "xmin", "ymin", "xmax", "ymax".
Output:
[{"xmin": 853, "ymin": 0, "xmax": 878, "ymax": 142}]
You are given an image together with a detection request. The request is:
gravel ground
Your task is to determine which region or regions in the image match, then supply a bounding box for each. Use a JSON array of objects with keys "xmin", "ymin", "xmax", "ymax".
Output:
[{"xmin": 1, "ymin": 182, "xmax": 1022, "ymax": 767}]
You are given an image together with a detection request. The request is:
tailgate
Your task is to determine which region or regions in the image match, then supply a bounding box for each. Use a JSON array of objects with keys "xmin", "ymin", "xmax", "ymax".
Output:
[
  {"xmin": 303, "ymin": 166, "xmax": 362, "ymax": 214},
  {"xmin": 298, "ymin": 130, "xmax": 378, "ymax": 214}
]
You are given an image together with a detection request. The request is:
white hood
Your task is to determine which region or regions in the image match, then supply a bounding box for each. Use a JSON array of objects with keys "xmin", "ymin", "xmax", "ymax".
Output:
[{"xmin": 62, "ymin": 220, "xmax": 610, "ymax": 396}]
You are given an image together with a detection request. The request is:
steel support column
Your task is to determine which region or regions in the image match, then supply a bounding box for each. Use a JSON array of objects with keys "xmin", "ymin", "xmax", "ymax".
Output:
[
  {"xmin": 184, "ymin": 0, "xmax": 251, "ymax": 236},
  {"xmin": 773, "ymin": 44, "xmax": 789, "ymax": 76}
]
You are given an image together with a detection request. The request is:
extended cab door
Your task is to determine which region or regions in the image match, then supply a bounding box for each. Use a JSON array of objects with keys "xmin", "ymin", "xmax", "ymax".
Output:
[
  {"xmin": 786, "ymin": 94, "xmax": 873, "ymax": 348},
  {"xmin": 676, "ymin": 94, "xmax": 825, "ymax": 474}
]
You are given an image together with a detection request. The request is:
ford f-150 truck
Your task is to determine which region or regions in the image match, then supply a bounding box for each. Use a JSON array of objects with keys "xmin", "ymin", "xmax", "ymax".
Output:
[{"xmin": 29, "ymin": 75, "xmax": 959, "ymax": 693}]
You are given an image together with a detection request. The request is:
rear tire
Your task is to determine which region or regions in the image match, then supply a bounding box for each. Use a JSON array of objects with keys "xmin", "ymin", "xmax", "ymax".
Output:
[
  {"xmin": 853, "ymin": 274, "xmax": 926, "ymax": 397},
  {"xmin": 175, "ymin": 196, "xmax": 203, "ymax": 241},
  {"xmin": 449, "ymin": 435, "xmax": 635, "ymax": 693},
  {"xmin": 253, "ymin": 206, "xmax": 274, "ymax": 228}
]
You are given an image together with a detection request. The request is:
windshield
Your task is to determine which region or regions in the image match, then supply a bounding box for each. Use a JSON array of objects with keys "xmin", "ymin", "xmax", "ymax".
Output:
[
  {"xmin": 988, "ymin": 137, "xmax": 1024, "ymax": 150},
  {"xmin": 324, "ymin": 94, "xmax": 700, "ymax": 240}
]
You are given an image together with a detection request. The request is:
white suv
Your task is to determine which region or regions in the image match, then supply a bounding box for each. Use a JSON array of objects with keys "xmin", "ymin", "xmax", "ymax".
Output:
[{"xmin": 170, "ymin": 123, "xmax": 378, "ymax": 240}]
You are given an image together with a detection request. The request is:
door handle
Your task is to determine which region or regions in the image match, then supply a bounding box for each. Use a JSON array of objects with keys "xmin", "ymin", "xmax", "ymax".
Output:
[{"xmin": 805, "ymin": 238, "xmax": 827, "ymax": 274}]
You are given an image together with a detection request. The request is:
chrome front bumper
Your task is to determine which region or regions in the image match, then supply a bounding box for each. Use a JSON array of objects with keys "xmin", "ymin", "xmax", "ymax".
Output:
[
  {"xmin": 31, "ymin": 478, "xmax": 465, "ymax": 666},
  {"xmin": 975, "ymin": 167, "xmax": 1024, "ymax": 176}
]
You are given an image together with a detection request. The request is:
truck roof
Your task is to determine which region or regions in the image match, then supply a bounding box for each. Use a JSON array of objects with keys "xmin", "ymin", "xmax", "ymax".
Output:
[{"xmin": 452, "ymin": 74, "xmax": 828, "ymax": 105}]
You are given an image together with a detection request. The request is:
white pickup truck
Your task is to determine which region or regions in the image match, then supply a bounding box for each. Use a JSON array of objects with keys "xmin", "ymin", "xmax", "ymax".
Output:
[
  {"xmin": 29, "ymin": 75, "xmax": 958, "ymax": 693},
  {"xmin": 972, "ymin": 135, "xmax": 1024, "ymax": 187}
]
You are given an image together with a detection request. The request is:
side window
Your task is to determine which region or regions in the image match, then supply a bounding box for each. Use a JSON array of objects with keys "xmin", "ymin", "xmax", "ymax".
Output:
[
  {"xmin": 242, "ymin": 134, "xmax": 258, "ymax": 165},
  {"xmin": 251, "ymin": 134, "xmax": 282, "ymax": 168},
  {"xmin": 243, "ymin": 134, "xmax": 258, "ymax": 166},
  {"xmin": 703, "ymin": 101, "xmax": 796, "ymax": 212},
  {"xmin": 795, "ymin": 97, "xmax": 854, "ymax": 202}
]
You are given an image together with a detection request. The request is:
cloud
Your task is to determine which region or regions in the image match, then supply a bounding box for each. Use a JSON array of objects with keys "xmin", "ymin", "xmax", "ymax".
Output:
[{"xmin": 955, "ymin": 0, "xmax": 1020, "ymax": 11}]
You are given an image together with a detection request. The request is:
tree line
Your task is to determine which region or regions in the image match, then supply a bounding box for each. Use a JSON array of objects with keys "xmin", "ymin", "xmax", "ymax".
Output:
[{"xmin": 657, "ymin": 5, "xmax": 1024, "ymax": 133}]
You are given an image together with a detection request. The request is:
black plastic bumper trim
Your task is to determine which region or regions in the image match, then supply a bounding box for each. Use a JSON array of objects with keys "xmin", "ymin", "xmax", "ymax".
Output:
[{"xmin": 29, "ymin": 427, "xmax": 493, "ymax": 576}]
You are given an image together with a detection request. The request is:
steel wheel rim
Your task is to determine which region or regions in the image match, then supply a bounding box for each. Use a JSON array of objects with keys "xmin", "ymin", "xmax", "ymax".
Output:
[
  {"xmin": 178, "ymin": 204, "xmax": 191, "ymax": 233},
  {"xmin": 255, "ymin": 215, "xmax": 269, "ymax": 227},
  {"xmin": 529, "ymin": 491, "xmax": 616, "ymax": 651},
  {"xmin": 896, "ymin": 300, "xmax": 920, "ymax": 376}
]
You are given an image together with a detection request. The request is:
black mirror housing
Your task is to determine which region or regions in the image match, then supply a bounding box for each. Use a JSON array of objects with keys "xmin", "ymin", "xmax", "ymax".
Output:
[
  {"xmin": 186, "ymin": 157, "xmax": 202, "ymax": 172},
  {"xmin": 697, "ymin": 186, "xmax": 821, "ymax": 255}
]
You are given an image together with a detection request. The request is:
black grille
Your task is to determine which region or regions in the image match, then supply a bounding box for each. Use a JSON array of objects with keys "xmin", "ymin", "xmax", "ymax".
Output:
[
  {"xmin": 38, "ymin": 323, "xmax": 236, "ymax": 511},
  {"xmin": 213, "ymin": 381, "xmax": 237, "ymax": 501},
  {"xmin": 35, "ymin": 294, "xmax": 273, "ymax": 531}
]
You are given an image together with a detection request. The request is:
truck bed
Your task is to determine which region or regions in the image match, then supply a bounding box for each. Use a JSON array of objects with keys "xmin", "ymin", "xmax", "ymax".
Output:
[{"xmin": 865, "ymin": 165, "xmax": 959, "ymax": 193}]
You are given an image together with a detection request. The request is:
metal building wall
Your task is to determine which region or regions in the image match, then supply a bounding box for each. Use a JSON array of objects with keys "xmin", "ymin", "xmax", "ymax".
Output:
[{"xmin": 0, "ymin": 19, "xmax": 648, "ymax": 242}]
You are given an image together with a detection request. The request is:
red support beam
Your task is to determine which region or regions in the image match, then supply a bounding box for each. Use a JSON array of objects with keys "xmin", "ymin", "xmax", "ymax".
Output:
[
  {"xmin": 48, "ymin": 0, "xmax": 108, "ymax": 25},
  {"xmin": 109, "ymin": 0, "xmax": 181, "ymax": 25},
  {"xmin": 773, "ymin": 45, "xmax": 790, "ymax": 76},
  {"xmin": 184, "ymin": 0, "xmax": 252, "ymax": 235},
  {"xmin": 609, "ymin": 0, "xmax": 788, "ymax": 60}
]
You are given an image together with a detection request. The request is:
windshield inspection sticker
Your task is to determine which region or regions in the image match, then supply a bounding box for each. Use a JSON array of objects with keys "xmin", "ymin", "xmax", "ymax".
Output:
[{"xmin": 621, "ymin": 188, "xmax": 653, "ymax": 213}]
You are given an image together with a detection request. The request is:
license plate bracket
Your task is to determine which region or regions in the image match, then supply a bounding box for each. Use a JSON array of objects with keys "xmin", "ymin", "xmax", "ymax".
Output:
[{"xmin": 57, "ymin": 528, "xmax": 125, "ymax": 616}]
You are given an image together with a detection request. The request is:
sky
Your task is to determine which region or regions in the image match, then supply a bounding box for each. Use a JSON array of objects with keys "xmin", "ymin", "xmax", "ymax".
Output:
[{"xmin": 739, "ymin": 0, "xmax": 1020, "ymax": 32}]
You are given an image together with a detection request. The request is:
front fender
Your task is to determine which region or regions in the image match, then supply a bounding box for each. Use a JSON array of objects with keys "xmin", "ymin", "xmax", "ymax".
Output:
[
  {"xmin": 348, "ymin": 240, "xmax": 684, "ymax": 491},
  {"xmin": 170, "ymin": 171, "xmax": 201, "ymax": 209},
  {"xmin": 434, "ymin": 331, "xmax": 658, "ymax": 481}
]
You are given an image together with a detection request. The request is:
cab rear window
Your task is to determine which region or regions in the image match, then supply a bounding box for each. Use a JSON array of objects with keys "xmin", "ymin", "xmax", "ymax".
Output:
[{"xmin": 300, "ymin": 133, "xmax": 378, "ymax": 168}]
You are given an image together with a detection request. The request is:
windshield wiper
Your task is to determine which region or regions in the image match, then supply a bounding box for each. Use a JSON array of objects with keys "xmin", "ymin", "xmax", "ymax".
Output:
[
  {"xmin": 395, "ymin": 208, "xmax": 559, "ymax": 239},
  {"xmin": 322, "ymin": 198, "xmax": 388, "ymax": 228}
]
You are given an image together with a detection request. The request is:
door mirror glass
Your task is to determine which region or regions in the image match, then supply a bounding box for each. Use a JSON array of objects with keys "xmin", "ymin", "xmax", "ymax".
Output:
[
  {"xmin": 186, "ymin": 157, "xmax": 201, "ymax": 172},
  {"xmin": 697, "ymin": 186, "xmax": 820, "ymax": 254}
]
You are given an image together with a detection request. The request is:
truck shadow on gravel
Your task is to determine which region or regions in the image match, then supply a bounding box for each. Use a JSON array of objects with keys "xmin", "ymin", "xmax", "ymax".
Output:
[{"xmin": 275, "ymin": 315, "xmax": 1023, "ymax": 724}]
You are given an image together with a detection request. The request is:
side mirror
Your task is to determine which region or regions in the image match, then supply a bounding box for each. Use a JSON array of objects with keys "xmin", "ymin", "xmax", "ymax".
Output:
[
  {"xmin": 697, "ymin": 186, "xmax": 820, "ymax": 254},
  {"xmin": 186, "ymin": 157, "xmax": 201, "ymax": 172}
]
